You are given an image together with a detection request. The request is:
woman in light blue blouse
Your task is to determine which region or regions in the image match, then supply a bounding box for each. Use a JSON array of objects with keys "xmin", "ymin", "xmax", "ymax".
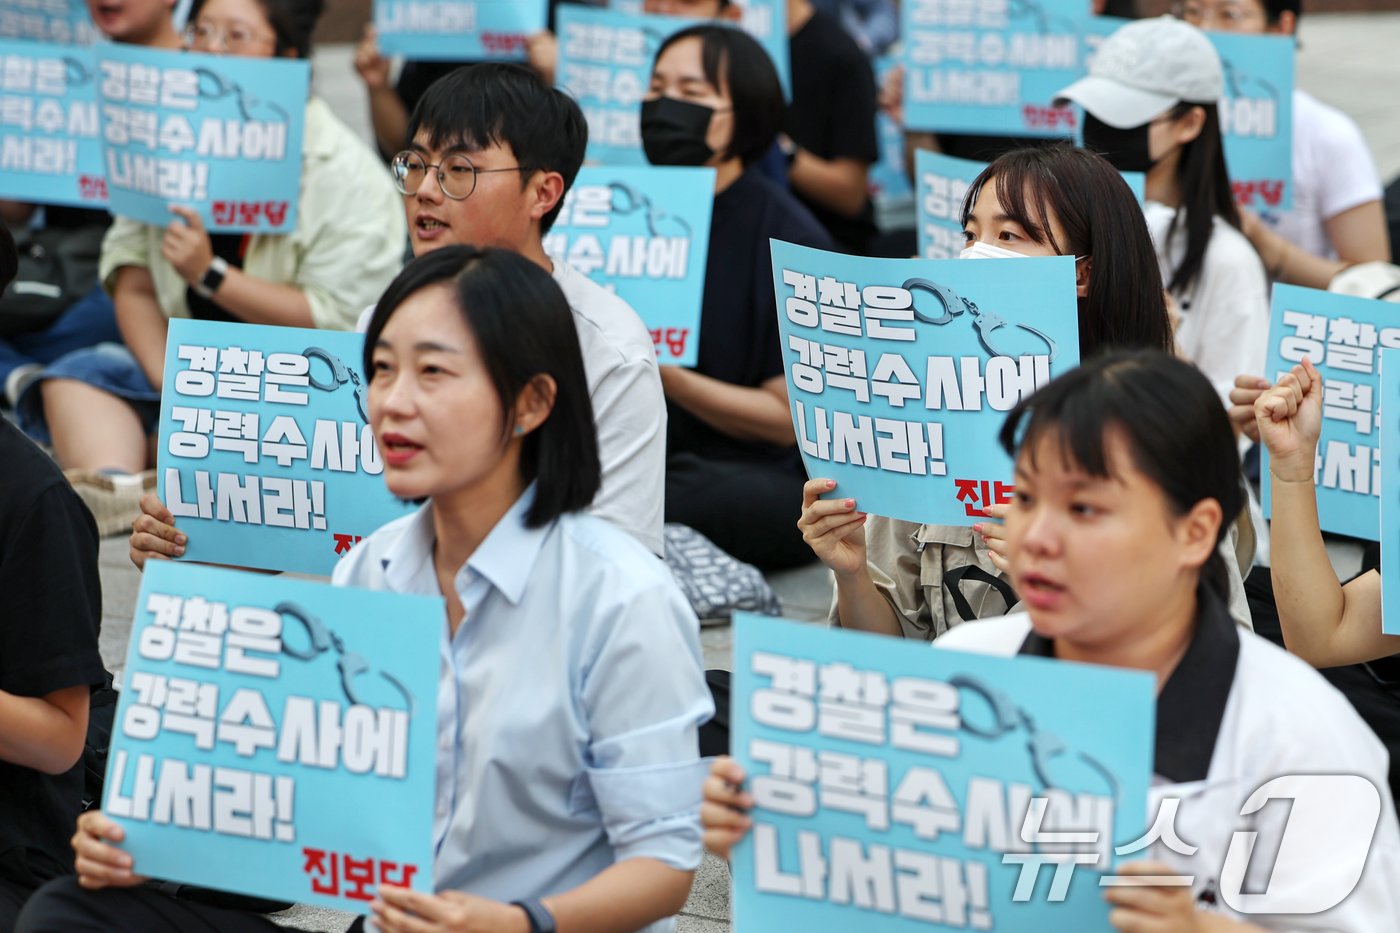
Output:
[{"xmin": 36, "ymin": 246, "xmax": 713, "ymax": 933}]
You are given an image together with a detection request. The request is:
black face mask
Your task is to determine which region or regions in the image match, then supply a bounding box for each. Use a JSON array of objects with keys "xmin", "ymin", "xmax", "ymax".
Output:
[
  {"xmin": 641, "ymin": 97, "xmax": 717, "ymax": 167},
  {"xmin": 1082, "ymin": 113, "xmax": 1155, "ymax": 174}
]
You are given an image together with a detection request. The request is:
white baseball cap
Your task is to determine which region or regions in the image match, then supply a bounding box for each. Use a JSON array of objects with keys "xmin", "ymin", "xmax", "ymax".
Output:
[{"xmin": 1054, "ymin": 16, "xmax": 1224, "ymax": 129}]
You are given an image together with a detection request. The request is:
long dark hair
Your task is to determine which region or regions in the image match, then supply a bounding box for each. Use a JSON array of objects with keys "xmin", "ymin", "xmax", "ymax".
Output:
[
  {"xmin": 999, "ymin": 350, "xmax": 1244, "ymax": 601},
  {"xmin": 362, "ymin": 246, "xmax": 601, "ymax": 527},
  {"xmin": 1161, "ymin": 102, "xmax": 1240, "ymax": 296},
  {"xmin": 961, "ymin": 144, "xmax": 1174, "ymax": 357}
]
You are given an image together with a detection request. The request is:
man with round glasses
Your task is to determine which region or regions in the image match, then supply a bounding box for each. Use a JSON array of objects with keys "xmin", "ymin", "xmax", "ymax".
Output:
[{"xmin": 373, "ymin": 63, "xmax": 667, "ymax": 557}]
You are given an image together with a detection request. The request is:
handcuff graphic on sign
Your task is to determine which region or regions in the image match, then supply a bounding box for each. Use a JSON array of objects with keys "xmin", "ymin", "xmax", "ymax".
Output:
[
  {"xmin": 902, "ymin": 276, "xmax": 1059, "ymax": 361},
  {"xmin": 276, "ymin": 601, "xmax": 415, "ymax": 715},
  {"xmin": 607, "ymin": 180, "xmax": 692, "ymax": 238},
  {"xmin": 195, "ymin": 67, "xmax": 290, "ymax": 124},
  {"xmin": 951, "ymin": 674, "xmax": 1119, "ymax": 801},
  {"xmin": 302, "ymin": 346, "xmax": 368, "ymax": 424}
]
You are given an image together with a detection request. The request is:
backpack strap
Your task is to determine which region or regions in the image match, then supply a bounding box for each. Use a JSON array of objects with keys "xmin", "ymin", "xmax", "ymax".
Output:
[{"xmin": 942, "ymin": 565, "xmax": 1017, "ymax": 623}]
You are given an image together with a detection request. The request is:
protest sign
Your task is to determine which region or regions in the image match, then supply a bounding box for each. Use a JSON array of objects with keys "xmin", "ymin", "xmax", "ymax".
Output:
[
  {"xmin": 373, "ymin": 0, "xmax": 549, "ymax": 62},
  {"xmin": 544, "ymin": 164, "xmax": 714, "ymax": 366},
  {"xmin": 1262, "ymin": 284, "xmax": 1393, "ymax": 541},
  {"xmin": 730, "ymin": 612, "xmax": 1154, "ymax": 932},
  {"xmin": 106, "ymin": 561, "xmax": 441, "ymax": 911},
  {"xmin": 0, "ymin": 0, "xmax": 97, "ymax": 45},
  {"xmin": 771, "ymin": 240, "xmax": 1080, "ymax": 526},
  {"xmin": 557, "ymin": 6, "xmax": 788, "ymax": 166},
  {"xmin": 96, "ymin": 44, "xmax": 308, "ymax": 232},
  {"xmin": 901, "ymin": 0, "xmax": 1092, "ymax": 137},
  {"xmin": 1383, "ymin": 351, "xmax": 1400, "ymax": 635},
  {"xmin": 156, "ymin": 318, "xmax": 416, "ymax": 576},
  {"xmin": 610, "ymin": 0, "xmax": 789, "ymax": 95},
  {"xmin": 915, "ymin": 149, "xmax": 1142, "ymax": 260},
  {"xmin": 1208, "ymin": 31, "xmax": 1293, "ymax": 212},
  {"xmin": 0, "ymin": 38, "xmax": 106, "ymax": 206}
]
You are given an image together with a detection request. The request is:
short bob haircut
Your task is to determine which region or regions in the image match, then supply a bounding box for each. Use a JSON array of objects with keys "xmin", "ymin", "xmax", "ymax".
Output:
[
  {"xmin": 651, "ymin": 24, "xmax": 784, "ymax": 168},
  {"xmin": 407, "ymin": 64, "xmax": 588, "ymax": 234},
  {"xmin": 361, "ymin": 245, "xmax": 601, "ymax": 528},
  {"xmin": 188, "ymin": 0, "xmax": 322, "ymax": 58},
  {"xmin": 999, "ymin": 350, "xmax": 1244, "ymax": 602},
  {"xmin": 961, "ymin": 144, "xmax": 1174, "ymax": 358}
]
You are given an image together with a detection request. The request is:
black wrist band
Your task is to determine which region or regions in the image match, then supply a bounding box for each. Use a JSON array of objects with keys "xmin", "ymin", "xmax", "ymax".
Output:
[{"xmin": 511, "ymin": 898, "xmax": 556, "ymax": 933}]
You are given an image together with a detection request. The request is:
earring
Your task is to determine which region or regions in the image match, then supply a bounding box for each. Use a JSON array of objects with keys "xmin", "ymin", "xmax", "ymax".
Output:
[{"xmin": 514, "ymin": 425, "xmax": 525, "ymax": 436}]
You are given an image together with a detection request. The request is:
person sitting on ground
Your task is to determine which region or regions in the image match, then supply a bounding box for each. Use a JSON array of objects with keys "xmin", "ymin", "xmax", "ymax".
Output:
[
  {"xmin": 642, "ymin": 24, "xmax": 834, "ymax": 570},
  {"xmin": 18, "ymin": 246, "xmax": 711, "ymax": 933},
  {"xmin": 1174, "ymin": 0, "xmax": 1392, "ymax": 288},
  {"xmin": 0, "ymin": 223, "xmax": 107, "ymax": 931},
  {"xmin": 19, "ymin": 0, "xmax": 406, "ymax": 537}
]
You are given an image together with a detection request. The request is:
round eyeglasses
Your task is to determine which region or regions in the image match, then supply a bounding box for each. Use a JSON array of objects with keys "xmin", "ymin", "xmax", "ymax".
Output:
[{"xmin": 391, "ymin": 150, "xmax": 526, "ymax": 201}]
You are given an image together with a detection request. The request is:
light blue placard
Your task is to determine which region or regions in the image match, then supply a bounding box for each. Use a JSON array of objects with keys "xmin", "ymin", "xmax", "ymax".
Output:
[
  {"xmin": 1382, "ymin": 351, "xmax": 1400, "ymax": 635},
  {"xmin": 730, "ymin": 613, "xmax": 1154, "ymax": 932},
  {"xmin": 0, "ymin": 0, "xmax": 98, "ymax": 45},
  {"xmin": 870, "ymin": 56, "xmax": 911, "ymax": 203},
  {"xmin": 914, "ymin": 150, "xmax": 980, "ymax": 260},
  {"xmin": 543, "ymin": 164, "xmax": 714, "ymax": 366},
  {"xmin": 771, "ymin": 241, "xmax": 1080, "ymax": 526},
  {"xmin": 106, "ymin": 561, "xmax": 441, "ymax": 911},
  {"xmin": 1207, "ymin": 31, "xmax": 1294, "ymax": 212},
  {"xmin": 0, "ymin": 39, "xmax": 107, "ymax": 206},
  {"xmin": 373, "ymin": 0, "xmax": 548, "ymax": 61},
  {"xmin": 901, "ymin": 0, "xmax": 1092, "ymax": 137},
  {"xmin": 96, "ymin": 44, "xmax": 308, "ymax": 233},
  {"xmin": 609, "ymin": 0, "xmax": 790, "ymax": 97},
  {"xmin": 557, "ymin": 6, "xmax": 789, "ymax": 167},
  {"xmin": 1262, "ymin": 284, "xmax": 1395, "ymax": 541},
  {"xmin": 156, "ymin": 319, "xmax": 416, "ymax": 576}
]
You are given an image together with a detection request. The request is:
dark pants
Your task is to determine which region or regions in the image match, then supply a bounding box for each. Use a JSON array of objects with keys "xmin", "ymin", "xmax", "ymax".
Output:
[
  {"xmin": 0, "ymin": 873, "xmax": 37, "ymax": 933},
  {"xmin": 0, "ymin": 287, "xmax": 119, "ymax": 391},
  {"xmin": 665, "ymin": 452, "xmax": 812, "ymax": 571},
  {"xmin": 1246, "ymin": 566, "xmax": 1400, "ymax": 812},
  {"xmin": 14, "ymin": 877, "xmax": 320, "ymax": 933}
]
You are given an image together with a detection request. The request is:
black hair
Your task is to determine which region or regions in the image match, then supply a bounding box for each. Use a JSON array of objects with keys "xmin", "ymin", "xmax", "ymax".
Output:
[
  {"xmin": 1161, "ymin": 102, "xmax": 1240, "ymax": 296},
  {"xmin": 0, "ymin": 224, "xmax": 15, "ymax": 294},
  {"xmin": 652, "ymin": 24, "xmax": 784, "ymax": 167},
  {"xmin": 406, "ymin": 64, "xmax": 587, "ymax": 234},
  {"xmin": 1261, "ymin": 0, "xmax": 1301, "ymax": 25},
  {"xmin": 362, "ymin": 245, "xmax": 601, "ymax": 527},
  {"xmin": 999, "ymin": 350, "xmax": 1244, "ymax": 601},
  {"xmin": 961, "ymin": 144, "xmax": 1174, "ymax": 358},
  {"xmin": 187, "ymin": 0, "xmax": 322, "ymax": 57}
]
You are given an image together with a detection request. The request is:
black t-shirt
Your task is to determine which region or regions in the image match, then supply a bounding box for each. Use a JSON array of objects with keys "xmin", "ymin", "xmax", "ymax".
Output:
[
  {"xmin": 0, "ymin": 420, "xmax": 105, "ymax": 888},
  {"xmin": 184, "ymin": 234, "xmax": 247, "ymax": 324},
  {"xmin": 787, "ymin": 9, "xmax": 879, "ymax": 254},
  {"xmin": 667, "ymin": 168, "xmax": 834, "ymax": 465}
]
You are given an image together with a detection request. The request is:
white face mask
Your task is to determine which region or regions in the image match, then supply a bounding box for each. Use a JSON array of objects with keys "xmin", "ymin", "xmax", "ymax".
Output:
[{"xmin": 959, "ymin": 241, "xmax": 1028, "ymax": 260}]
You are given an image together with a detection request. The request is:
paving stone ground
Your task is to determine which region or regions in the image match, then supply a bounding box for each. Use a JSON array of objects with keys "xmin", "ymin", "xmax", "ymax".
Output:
[{"xmin": 87, "ymin": 11, "xmax": 1397, "ymax": 930}]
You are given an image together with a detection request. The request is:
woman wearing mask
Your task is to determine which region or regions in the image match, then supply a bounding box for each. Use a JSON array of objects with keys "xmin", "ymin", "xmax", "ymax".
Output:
[
  {"xmin": 1056, "ymin": 15, "xmax": 1268, "ymax": 406},
  {"xmin": 706, "ymin": 351, "xmax": 1400, "ymax": 933},
  {"xmin": 797, "ymin": 144, "xmax": 1245, "ymax": 643},
  {"xmin": 640, "ymin": 24, "xmax": 835, "ymax": 570},
  {"xmin": 18, "ymin": 246, "xmax": 712, "ymax": 933},
  {"xmin": 22, "ymin": 0, "xmax": 406, "ymax": 536}
]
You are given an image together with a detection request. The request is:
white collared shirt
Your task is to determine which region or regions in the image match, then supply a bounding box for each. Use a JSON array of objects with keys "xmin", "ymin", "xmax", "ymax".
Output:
[
  {"xmin": 934, "ymin": 607, "xmax": 1400, "ymax": 932},
  {"xmin": 332, "ymin": 489, "xmax": 711, "ymax": 928}
]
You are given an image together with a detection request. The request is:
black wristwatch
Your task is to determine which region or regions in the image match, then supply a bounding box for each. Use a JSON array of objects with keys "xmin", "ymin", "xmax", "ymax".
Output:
[
  {"xmin": 511, "ymin": 898, "xmax": 557, "ymax": 933},
  {"xmin": 194, "ymin": 256, "xmax": 228, "ymax": 299}
]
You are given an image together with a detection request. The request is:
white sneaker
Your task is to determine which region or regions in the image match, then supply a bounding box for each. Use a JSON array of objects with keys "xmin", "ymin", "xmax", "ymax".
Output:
[{"xmin": 64, "ymin": 469, "xmax": 157, "ymax": 537}]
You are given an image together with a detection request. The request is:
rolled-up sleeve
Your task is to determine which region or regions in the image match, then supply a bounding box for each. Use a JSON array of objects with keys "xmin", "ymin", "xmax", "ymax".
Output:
[
  {"xmin": 98, "ymin": 215, "xmax": 155, "ymax": 295},
  {"xmin": 580, "ymin": 581, "xmax": 713, "ymax": 868}
]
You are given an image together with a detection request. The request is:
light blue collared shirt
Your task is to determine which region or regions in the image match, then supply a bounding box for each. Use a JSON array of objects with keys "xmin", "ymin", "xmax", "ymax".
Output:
[{"xmin": 333, "ymin": 488, "xmax": 712, "ymax": 929}]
